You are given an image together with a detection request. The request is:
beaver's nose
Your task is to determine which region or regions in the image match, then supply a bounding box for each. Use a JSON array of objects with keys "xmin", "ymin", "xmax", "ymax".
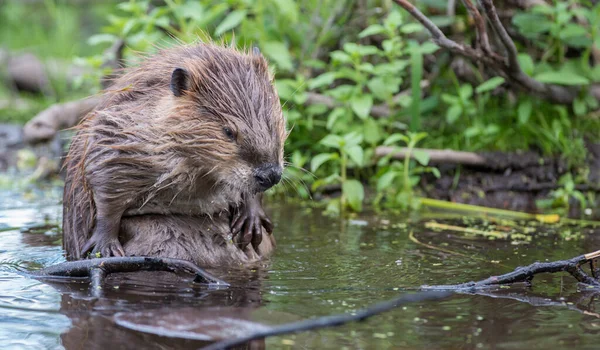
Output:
[{"xmin": 254, "ymin": 164, "xmax": 282, "ymax": 191}]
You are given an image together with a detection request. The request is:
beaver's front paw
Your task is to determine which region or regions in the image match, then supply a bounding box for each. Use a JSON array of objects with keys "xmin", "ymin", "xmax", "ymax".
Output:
[
  {"xmin": 82, "ymin": 232, "xmax": 125, "ymax": 258},
  {"xmin": 231, "ymin": 195, "xmax": 273, "ymax": 251}
]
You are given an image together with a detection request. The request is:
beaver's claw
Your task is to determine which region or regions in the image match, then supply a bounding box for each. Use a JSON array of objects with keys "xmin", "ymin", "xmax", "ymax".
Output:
[
  {"xmin": 82, "ymin": 233, "xmax": 125, "ymax": 258},
  {"xmin": 231, "ymin": 194, "xmax": 273, "ymax": 251}
]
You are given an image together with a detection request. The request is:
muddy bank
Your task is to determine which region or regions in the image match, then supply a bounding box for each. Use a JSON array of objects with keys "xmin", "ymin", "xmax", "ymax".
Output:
[{"xmin": 422, "ymin": 144, "xmax": 600, "ymax": 216}]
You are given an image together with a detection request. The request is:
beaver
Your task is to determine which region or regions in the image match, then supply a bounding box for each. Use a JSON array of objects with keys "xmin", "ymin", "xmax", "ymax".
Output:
[{"xmin": 62, "ymin": 43, "xmax": 286, "ymax": 265}]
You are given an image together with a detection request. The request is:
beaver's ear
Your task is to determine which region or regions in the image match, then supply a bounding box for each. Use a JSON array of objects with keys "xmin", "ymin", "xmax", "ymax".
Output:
[
  {"xmin": 170, "ymin": 68, "xmax": 189, "ymax": 97},
  {"xmin": 251, "ymin": 46, "xmax": 269, "ymax": 74}
]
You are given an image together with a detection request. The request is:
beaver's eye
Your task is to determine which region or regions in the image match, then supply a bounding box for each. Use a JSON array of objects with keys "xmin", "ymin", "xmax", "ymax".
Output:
[{"xmin": 223, "ymin": 127, "xmax": 236, "ymax": 141}]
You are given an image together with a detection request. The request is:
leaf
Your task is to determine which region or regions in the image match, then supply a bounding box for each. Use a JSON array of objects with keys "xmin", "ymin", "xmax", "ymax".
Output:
[
  {"xmin": 367, "ymin": 77, "xmax": 390, "ymax": 100},
  {"xmin": 384, "ymin": 133, "xmax": 409, "ymax": 146},
  {"xmin": 484, "ymin": 124, "xmax": 499, "ymax": 135},
  {"xmin": 441, "ymin": 93, "xmax": 459, "ymax": 104},
  {"xmin": 177, "ymin": 2, "xmax": 205, "ymax": 20},
  {"xmin": 350, "ymin": 95, "xmax": 373, "ymax": 119},
  {"xmin": 591, "ymin": 64, "xmax": 600, "ymax": 83},
  {"xmin": 273, "ymin": 0, "xmax": 298, "ymax": 23},
  {"xmin": 377, "ymin": 171, "xmax": 398, "ymax": 192},
  {"xmin": 464, "ymin": 126, "xmax": 479, "ymax": 138},
  {"xmin": 359, "ymin": 24, "xmax": 385, "ymax": 38},
  {"xmin": 446, "ymin": 105, "xmax": 462, "ymax": 124},
  {"xmin": 308, "ymin": 72, "xmax": 336, "ymax": 90},
  {"xmin": 342, "ymin": 180, "xmax": 364, "ymax": 212},
  {"xmin": 400, "ymin": 23, "xmax": 424, "ymax": 34},
  {"xmin": 343, "ymin": 42, "xmax": 359, "ymax": 55},
  {"xmin": 330, "ymin": 51, "xmax": 352, "ymax": 64},
  {"xmin": 215, "ymin": 10, "xmax": 247, "ymax": 36},
  {"xmin": 559, "ymin": 24, "xmax": 588, "ymax": 40},
  {"xmin": 458, "ymin": 84, "xmax": 473, "ymax": 100},
  {"xmin": 363, "ymin": 118, "xmax": 382, "ymax": 145},
  {"xmin": 573, "ymin": 98, "xmax": 587, "ymax": 116},
  {"xmin": 262, "ymin": 41, "xmax": 294, "ymax": 72},
  {"xmin": 412, "ymin": 150, "xmax": 430, "ymax": 166},
  {"xmin": 512, "ymin": 13, "xmax": 552, "ymax": 38},
  {"xmin": 534, "ymin": 71, "xmax": 590, "ymax": 85},
  {"xmin": 343, "ymin": 131, "xmax": 363, "ymax": 146},
  {"xmin": 310, "ymin": 153, "xmax": 337, "ymax": 172},
  {"xmin": 345, "ymin": 145, "xmax": 364, "ymax": 167},
  {"xmin": 518, "ymin": 53, "xmax": 535, "ymax": 76},
  {"xmin": 418, "ymin": 42, "xmax": 439, "ymax": 55},
  {"xmin": 87, "ymin": 34, "xmax": 118, "ymax": 46},
  {"xmin": 327, "ymin": 108, "xmax": 346, "ymax": 130},
  {"xmin": 355, "ymin": 45, "xmax": 379, "ymax": 56},
  {"xmin": 384, "ymin": 10, "xmax": 403, "ymax": 29},
  {"xmin": 475, "ymin": 77, "xmax": 505, "ymax": 94},
  {"xmin": 408, "ymin": 175, "xmax": 420, "ymax": 187},
  {"xmin": 320, "ymin": 134, "xmax": 344, "ymax": 149},
  {"xmin": 517, "ymin": 99, "xmax": 532, "ymax": 124}
]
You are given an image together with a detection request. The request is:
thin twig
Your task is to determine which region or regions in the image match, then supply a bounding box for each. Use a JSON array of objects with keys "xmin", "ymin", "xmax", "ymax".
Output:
[
  {"xmin": 461, "ymin": 0, "xmax": 492, "ymax": 54},
  {"xmin": 392, "ymin": 0, "xmax": 581, "ymax": 105},
  {"xmin": 408, "ymin": 230, "xmax": 470, "ymax": 257},
  {"xmin": 480, "ymin": 0, "xmax": 520, "ymax": 71}
]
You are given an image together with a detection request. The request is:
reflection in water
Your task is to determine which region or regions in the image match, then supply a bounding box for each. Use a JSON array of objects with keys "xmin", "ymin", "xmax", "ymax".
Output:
[{"xmin": 1, "ymin": 187, "xmax": 600, "ymax": 349}]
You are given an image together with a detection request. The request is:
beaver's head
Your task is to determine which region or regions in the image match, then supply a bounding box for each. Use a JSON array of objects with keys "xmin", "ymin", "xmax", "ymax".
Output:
[{"xmin": 162, "ymin": 44, "xmax": 286, "ymax": 197}]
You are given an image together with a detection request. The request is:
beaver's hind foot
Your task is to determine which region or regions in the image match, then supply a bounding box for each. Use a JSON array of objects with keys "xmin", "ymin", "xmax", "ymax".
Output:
[{"xmin": 82, "ymin": 232, "xmax": 125, "ymax": 258}]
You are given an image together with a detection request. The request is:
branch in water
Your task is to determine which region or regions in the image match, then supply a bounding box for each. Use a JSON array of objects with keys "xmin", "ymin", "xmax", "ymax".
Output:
[
  {"xmin": 28, "ymin": 256, "xmax": 229, "ymax": 297},
  {"xmin": 200, "ymin": 290, "xmax": 452, "ymax": 350},
  {"xmin": 422, "ymin": 249, "xmax": 600, "ymax": 291}
]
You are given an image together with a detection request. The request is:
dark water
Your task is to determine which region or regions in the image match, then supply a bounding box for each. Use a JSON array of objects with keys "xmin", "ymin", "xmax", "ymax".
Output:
[{"xmin": 1, "ymin": 187, "xmax": 600, "ymax": 349}]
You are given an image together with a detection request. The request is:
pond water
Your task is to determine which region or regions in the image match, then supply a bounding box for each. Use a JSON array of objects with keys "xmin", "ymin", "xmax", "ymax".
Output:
[{"xmin": 1, "ymin": 186, "xmax": 600, "ymax": 349}]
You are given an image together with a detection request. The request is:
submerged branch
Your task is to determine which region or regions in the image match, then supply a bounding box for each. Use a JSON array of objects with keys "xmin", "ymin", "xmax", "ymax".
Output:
[{"xmin": 200, "ymin": 290, "xmax": 451, "ymax": 350}]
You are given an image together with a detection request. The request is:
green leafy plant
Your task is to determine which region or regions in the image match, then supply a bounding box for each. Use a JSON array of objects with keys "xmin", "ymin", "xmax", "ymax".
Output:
[
  {"xmin": 311, "ymin": 132, "xmax": 365, "ymax": 212},
  {"xmin": 537, "ymin": 173, "xmax": 588, "ymax": 211},
  {"xmin": 375, "ymin": 132, "xmax": 439, "ymax": 210}
]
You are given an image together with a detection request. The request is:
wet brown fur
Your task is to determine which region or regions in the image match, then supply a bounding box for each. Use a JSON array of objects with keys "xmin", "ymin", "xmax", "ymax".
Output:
[{"xmin": 63, "ymin": 43, "xmax": 285, "ymax": 265}]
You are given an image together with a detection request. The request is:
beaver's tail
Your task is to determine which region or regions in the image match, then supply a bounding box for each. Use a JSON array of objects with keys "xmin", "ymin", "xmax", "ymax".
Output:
[{"xmin": 62, "ymin": 132, "xmax": 96, "ymax": 260}]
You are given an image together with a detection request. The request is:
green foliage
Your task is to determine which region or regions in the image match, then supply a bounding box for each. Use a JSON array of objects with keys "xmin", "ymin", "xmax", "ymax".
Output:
[
  {"xmin": 4, "ymin": 0, "xmax": 599, "ymax": 215},
  {"xmin": 80, "ymin": 0, "xmax": 600, "ymax": 214},
  {"xmin": 375, "ymin": 132, "xmax": 440, "ymax": 210},
  {"xmin": 536, "ymin": 173, "xmax": 589, "ymax": 212}
]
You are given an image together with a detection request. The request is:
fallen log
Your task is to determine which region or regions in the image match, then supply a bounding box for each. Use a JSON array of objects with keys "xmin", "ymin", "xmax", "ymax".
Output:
[
  {"xmin": 22, "ymin": 96, "xmax": 101, "ymax": 144},
  {"xmin": 376, "ymin": 146, "xmax": 487, "ymax": 166},
  {"xmin": 21, "ymin": 39, "xmax": 124, "ymax": 144}
]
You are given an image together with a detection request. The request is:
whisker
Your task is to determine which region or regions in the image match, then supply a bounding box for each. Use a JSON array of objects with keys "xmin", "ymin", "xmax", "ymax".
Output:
[{"xmin": 281, "ymin": 81, "xmax": 307, "ymax": 111}]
